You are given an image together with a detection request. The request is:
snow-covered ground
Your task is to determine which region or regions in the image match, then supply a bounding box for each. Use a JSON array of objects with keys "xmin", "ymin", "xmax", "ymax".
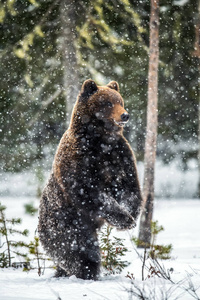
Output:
[{"xmin": 0, "ymin": 197, "xmax": 200, "ymax": 300}]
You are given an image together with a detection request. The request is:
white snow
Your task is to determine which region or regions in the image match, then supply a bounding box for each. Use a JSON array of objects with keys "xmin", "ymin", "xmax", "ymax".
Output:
[
  {"xmin": 0, "ymin": 197, "xmax": 200, "ymax": 299},
  {"xmin": 137, "ymin": 159, "xmax": 198, "ymax": 198},
  {"xmin": 173, "ymin": 0, "xmax": 189, "ymax": 6}
]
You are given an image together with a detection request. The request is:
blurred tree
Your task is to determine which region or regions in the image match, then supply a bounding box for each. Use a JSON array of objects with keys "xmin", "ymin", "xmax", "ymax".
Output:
[
  {"xmin": 192, "ymin": 0, "xmax": 200, "ymax": 196},
  {"xmin": 0, "ymin": 0, "xmax": 65, "ymax": 172},
  {"xmin": 59, "ymin": 0, "xmax": 82, "ymax": 126},
  {"xmin": 157, "ymin": 0, "xmax": 199, "ymax": 168},
  {"xmin": 138, "ymin": 0, "xmax": 159, "ymax": 247}
]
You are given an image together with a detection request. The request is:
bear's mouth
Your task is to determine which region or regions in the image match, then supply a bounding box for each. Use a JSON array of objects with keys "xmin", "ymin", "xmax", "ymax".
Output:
[{"xmin": 113, "ymin": 119, "xmax": 128, "ymax": 127}]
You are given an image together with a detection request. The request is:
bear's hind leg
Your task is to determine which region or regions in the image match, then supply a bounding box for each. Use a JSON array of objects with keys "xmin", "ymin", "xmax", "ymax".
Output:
[
  {"xmin": 80, "ymin": 238, "xmax": 101, "ymax": 280},
  {"xmin": 76, "ymin": 255, "xmax": 101, "ymax": 280},
  {"xmin": 55, "ymin": 253, "xmax": 100, "ymax": 280},
  {"xmin": 54, "ymin": 266, "xmax": 69, "ymax": 278},
  {"xmin": 72, "ymin": 235, "xmax": 101, "ymax": 280}
]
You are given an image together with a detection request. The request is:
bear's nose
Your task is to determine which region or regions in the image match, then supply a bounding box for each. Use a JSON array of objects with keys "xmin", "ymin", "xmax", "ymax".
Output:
[{"xmin": 121, "ymin": 113, "xmax": 129, "ymax": 122}]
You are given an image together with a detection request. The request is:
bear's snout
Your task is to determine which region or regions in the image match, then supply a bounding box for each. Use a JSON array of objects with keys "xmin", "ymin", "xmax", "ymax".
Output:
[{"xmin": 121, "ymin": 113, "xmax": 129, "ymax": 122}]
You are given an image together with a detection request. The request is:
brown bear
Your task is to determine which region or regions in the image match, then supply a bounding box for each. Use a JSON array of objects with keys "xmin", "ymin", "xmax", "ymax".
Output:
[{"xmin": 38, "ymin": 79, "xmax": 143, "ymax": 280}]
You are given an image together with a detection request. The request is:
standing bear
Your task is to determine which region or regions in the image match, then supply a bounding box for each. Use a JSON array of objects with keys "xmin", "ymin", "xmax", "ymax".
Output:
[{"xmin": 38, "ymin": 80, "xmax": 143, "ymax": 280}]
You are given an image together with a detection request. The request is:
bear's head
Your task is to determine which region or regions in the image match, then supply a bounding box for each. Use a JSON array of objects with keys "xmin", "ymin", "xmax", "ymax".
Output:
[{"xmin": 70, "ymin": 79, "xmax": 129, "ymax": 133}]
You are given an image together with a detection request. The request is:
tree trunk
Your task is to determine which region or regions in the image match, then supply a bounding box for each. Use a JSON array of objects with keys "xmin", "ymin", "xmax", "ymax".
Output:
[
  {"xmin": 194, "ymin": 0, "xmax": 200, "ymax": 197},
  {"xmin": 138, "ymin": 0, "xmax": 159, "ymax": 248},
  {"xmin": 59, "ymin": 0, "xmax": 81, "ymax": 126}
]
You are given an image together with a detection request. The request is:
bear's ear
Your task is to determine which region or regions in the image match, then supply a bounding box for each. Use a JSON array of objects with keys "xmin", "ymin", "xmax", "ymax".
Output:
[
  {"xmin": 107, "ymin": 81, "xmax": 119, "ymax": 92},
  {"xmin": 81, "ymin": 79, "xmax": 98, "ymax": 99}
]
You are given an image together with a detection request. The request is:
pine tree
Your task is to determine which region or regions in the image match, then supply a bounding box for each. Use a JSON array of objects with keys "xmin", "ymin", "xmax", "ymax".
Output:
[
  {"xmin": 100, "ymin": 225, "xmax": 130, "ymax": 275},
  {"xmin": 27, "ymin": 236, "xmax": 53, "ymax": 276},
  {"xmin": 0, "ymin": 203, "xmax": 29, "ymax": 268}
]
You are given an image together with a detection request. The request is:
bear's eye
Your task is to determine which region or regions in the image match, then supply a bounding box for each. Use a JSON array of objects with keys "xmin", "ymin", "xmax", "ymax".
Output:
[{"xmin": 107, "ymin": 101, "xmax": 113, "ymax": 108}]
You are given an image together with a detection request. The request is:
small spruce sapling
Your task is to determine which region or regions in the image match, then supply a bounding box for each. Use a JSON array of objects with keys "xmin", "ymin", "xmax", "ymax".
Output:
[
  {"xmin": 27, "ymin": 236, "xmax": 53, "ymax": 276},
  {"xmin": 149, "ymin": 221, "xmax": 172, "ymax": 260},
  {"xmin": 0, "ymin": 202, "xmax": 29, "ymax": 268},
  {"xmin": 100, "ymin": 225, "xmax": 130, "ymax": 275},
  {"xmin": 132, "ymin": 220, "xmax": 172, "ymax": 260},
  {"xmin": 131, "ymin": 220, "xmax": 173, "ymax": 281}
]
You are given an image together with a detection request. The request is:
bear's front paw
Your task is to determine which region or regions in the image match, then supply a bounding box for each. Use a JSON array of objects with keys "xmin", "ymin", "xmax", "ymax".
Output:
[
  {"xmin": 107, "ymin": 210, "xmax": 136, "ymax": 230},
  {"xmin": 119, "ymin": 213, "xmax": 136, "ymax": 230}
]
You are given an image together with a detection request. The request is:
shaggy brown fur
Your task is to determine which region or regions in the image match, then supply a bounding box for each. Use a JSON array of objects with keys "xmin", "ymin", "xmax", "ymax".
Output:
[{"xmin": 38, "ymin": 79, "xmax": 143, "ymax": 280}]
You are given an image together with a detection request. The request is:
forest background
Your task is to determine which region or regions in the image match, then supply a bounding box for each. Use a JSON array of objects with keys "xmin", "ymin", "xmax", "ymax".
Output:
[{"xmin": 0, "ymin": 0, "xmax": 199, "ymax": 198}]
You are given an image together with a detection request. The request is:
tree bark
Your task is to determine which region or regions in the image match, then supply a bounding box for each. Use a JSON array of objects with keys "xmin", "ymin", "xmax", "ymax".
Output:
[
  {"xmin": 138, "ymin": 0, "xmax": 159, "ymax": 248},
  {"xmin": 59, "ymin": 0, "xmax": 81, "ymax": 126},
  {"xmin": 194, "ymin": 0, "xmax": 200, "ymax": 197}
]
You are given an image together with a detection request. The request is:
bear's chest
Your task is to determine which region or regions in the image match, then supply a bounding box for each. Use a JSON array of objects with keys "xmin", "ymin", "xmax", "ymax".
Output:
[{"xmin": 83, "ymin": 141, "xmax": 127, "ymax": 185}]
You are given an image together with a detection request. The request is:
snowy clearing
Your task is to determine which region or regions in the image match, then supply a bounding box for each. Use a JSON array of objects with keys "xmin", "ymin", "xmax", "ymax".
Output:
[{"xmin": 0, "ymin": 197, "xmax": 200, "ymax": 300}]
